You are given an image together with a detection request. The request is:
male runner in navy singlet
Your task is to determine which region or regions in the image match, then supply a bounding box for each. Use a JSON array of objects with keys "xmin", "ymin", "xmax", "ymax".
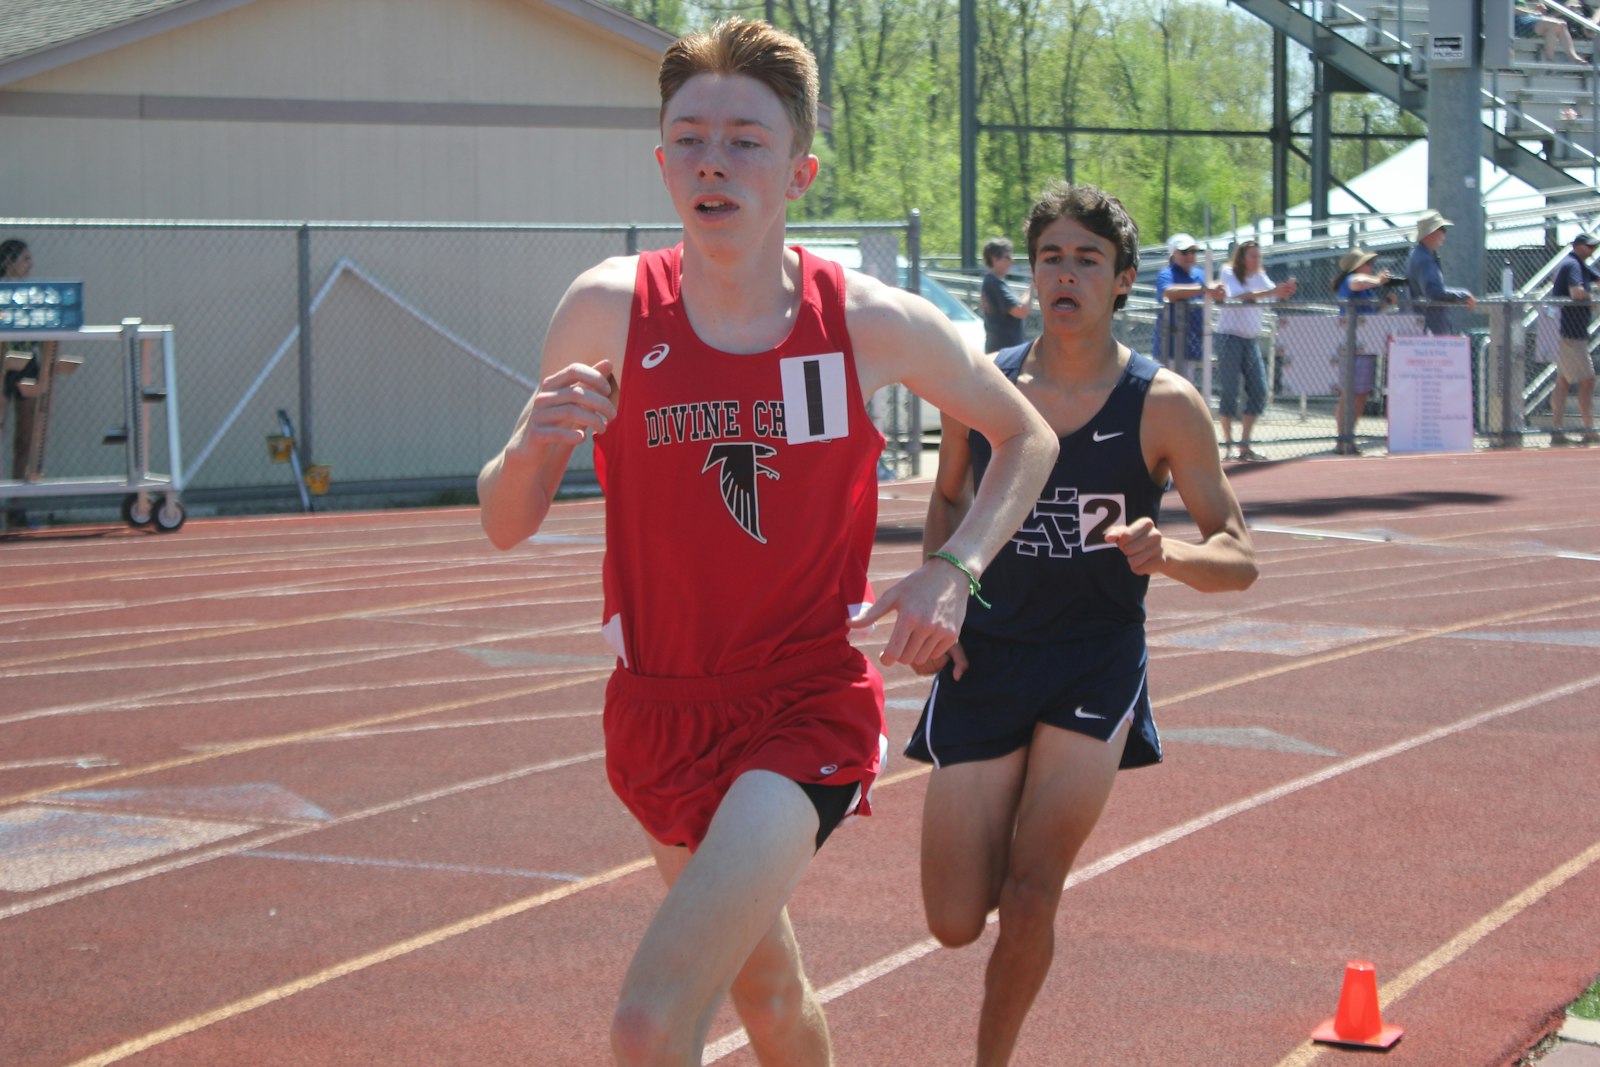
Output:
[
  {"xmin": 477, "ymin": 20, "xmax": 1057, "ymax": 1067},
  {"xmin": 906, "ymin": 182, "xmax": 1257, "ymax": 1066}
]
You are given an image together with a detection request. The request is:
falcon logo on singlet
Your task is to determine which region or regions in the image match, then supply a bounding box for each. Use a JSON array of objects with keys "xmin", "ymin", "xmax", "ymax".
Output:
[
  {"xmin": 702, "ymin": 442, "xmax": 780, "ymax": 543},
  {"xmin": 1012, "ymin": 487, "xmax": 1127, "ymax": 558}
]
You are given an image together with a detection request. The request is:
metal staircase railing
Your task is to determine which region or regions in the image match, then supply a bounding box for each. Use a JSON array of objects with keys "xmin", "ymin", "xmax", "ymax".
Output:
[{"xmin": 1231, "ymin": 0, "xmax": 1588, "ymax": 192}]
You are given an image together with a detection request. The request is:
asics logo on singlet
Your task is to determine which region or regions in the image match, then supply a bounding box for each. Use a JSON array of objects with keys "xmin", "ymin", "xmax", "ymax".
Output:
[{"xmin": 641, "ymin": 343, "xmax": 670, "ymax": 369}]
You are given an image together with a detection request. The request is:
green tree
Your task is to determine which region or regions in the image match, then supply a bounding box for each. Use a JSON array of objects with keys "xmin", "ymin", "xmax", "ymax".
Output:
[{"xmin": 600, "ymin": 0, "xmax": 1420, "ymax": 258}]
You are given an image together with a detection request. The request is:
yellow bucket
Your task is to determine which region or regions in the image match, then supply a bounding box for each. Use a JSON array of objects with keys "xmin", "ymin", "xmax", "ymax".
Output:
[
  {"xmin": 267, "ymin": 434, "xmax": 293, "ymax": 463},
  {"xmin": 303, "ymin": 464, "xmax": 332, "ymax": 495}
]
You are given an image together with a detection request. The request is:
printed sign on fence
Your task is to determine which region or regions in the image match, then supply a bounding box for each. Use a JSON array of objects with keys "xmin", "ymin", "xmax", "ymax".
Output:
[
  {"xmin": 1386, "ymin": 333, "xmax": 1473, "ymax": 453},
  {"xmin": 0, "ymin": 280, "xmax": 83, "ymax": 330}
]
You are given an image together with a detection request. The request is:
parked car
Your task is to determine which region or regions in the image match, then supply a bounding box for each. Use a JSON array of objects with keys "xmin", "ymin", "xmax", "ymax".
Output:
[{"xmin": 798, "ymin": 241, "xmax": 986, "ymax": 433}]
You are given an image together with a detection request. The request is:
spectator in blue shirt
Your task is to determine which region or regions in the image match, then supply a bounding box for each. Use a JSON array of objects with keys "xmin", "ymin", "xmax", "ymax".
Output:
[
  {"xmin": 1548, "ymin": 232, "xmax": 1600, "ymax": 445},
  {"xmin": 1153, "ymin": 233, "xmax": 1225, "ymax": 381},
  {"xmin": 980, "ymin": 237, "xmax": 1031, "ymax": 353},
  {"xmin": 1405, "ymin": 210, "xmax": 1476, "ymax": 335},
  {"xmin": 1332, "ymin": 248, "xmax": 1394, "ymax": 455}
]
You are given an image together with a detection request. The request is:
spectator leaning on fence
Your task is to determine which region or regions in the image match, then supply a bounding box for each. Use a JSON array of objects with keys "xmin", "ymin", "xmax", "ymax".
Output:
[
  {"xmin": 1216, "ymin": 240, "xmax": 1296, "ymax": 462},
  {"xmin": 1548, "ymin": 231, "xmax": 1600, "ymax": 446},
  {"xmin": 1332, "ymin": 249, "xmax": 1393, "ymax": 456},
  {"xmin": 1154, "ymin": 233, "xmax": 1225, "ymax": 382},
  {"xmin": 1405, "ymin": 210, "xmax": 1476, "ymax": 335}
]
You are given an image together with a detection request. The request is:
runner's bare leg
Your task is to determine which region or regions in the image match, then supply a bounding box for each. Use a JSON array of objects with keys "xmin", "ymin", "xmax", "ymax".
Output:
[
  {"xmin": 612, "ymin": 769, "xmax": 829, "ymax": 1067},
  {"xmin": 974, "ymin": 719, "xmax": 1127, "ymax": 1067}
]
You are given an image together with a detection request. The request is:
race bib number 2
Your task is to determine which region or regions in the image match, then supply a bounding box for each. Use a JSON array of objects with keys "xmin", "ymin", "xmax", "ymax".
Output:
[
  {"xmin": 1077, "ymin": 493, "xmax": 1125, "ymax": 552},
  {"xmin": 1012, "ymin": 488, "xmax": 1126, "ymax": 557}
]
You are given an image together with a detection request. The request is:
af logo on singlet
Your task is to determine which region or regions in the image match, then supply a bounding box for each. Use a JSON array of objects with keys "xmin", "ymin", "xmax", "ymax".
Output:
[
  {"xmin": 641, "ymin": 354, "xmax": 850, "ymax": 544},
  {"xmin": 1012, "ymin": 487, "xmax": 1127, "ymax": 558}
]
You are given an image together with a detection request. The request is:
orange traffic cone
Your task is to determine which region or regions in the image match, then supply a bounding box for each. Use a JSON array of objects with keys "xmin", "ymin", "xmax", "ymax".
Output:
[{"xmin": 1310, "ymin": 960, "xmax": 1405, "ymax": 1049}]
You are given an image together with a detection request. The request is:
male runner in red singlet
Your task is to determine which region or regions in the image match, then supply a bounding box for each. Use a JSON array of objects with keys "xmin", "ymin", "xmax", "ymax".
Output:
[{"xmin": 477, "ymin": 19, "xmax": 1057, "ymax": 1067}]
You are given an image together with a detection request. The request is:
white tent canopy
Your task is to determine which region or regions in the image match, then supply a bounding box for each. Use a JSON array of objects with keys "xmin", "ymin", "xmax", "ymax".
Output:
[{"xmin": 1224, "ymin": 140, "xmax": 1589, "ymax": 250}]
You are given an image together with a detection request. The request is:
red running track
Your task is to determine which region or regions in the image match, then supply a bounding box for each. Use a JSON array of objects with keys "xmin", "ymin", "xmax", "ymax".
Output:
[{"xmin": 2, "ymin": 448, "xmax": 1598, "ymax": 1066}]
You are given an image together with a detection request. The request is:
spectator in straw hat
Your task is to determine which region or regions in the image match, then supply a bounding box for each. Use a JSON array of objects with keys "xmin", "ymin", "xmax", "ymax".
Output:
[
  {"xmin": 1331, "ymin": 248, "xmax": 1393, "ymax": 455},
  {"xmin": 1405, "ymin": 210, "xmax": 1476, "ymax": 336},
  {"xmin": 1548, "ymin": 231, "xmax": 1600, "ymax": 445}
]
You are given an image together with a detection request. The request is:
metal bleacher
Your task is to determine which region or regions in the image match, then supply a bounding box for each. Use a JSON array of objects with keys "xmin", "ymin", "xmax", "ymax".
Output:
[{"xmin": 1232, "ymin": 0, "xmax": 1600, "ymax": 191}]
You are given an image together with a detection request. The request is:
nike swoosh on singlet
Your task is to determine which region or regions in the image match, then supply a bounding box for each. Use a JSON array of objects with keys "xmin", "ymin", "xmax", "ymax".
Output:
[{"xmin": 1091, "ymin": 430, "xmax": 1124, "ymax": 442}]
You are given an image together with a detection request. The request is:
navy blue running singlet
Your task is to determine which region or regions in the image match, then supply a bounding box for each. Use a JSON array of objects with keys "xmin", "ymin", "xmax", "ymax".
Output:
[{"xmin": 965, "ymin": 342, "xmax": 1165, "ymax": 643}]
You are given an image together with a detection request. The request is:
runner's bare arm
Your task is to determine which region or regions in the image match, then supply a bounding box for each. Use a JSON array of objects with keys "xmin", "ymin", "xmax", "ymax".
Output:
[
  {"xmin": 848, "ymin": 277, "xmax": 1057, "ymax": 668},
  {"xmin": 911, "ymin": 415, "xmax": 979, "ymax": 677},
  {"xmin": 478, "ymin": 257, "xmax": 634, "ymax": 550},
  {"xmin": 923, "ymin": 416, "xmax": 975, "ymax": 556},
  {"xmin": 1105, "ymin": 371, "xmax": 1256, "ymax": 592}
]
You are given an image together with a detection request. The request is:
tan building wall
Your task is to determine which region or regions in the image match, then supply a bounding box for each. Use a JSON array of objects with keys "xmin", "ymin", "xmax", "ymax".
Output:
[
  {"xmin": 0, "ymin": 0, "xmax": 681, "ymax": 496},
  {"xmin": 0, "ymin": 0, "xmax": 676, "ymax": 222}
]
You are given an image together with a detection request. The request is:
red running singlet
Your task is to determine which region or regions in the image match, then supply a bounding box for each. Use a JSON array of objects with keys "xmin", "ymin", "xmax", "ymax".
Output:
[{"xmin": 594, "ymin": 245, "xmax": 885, "ymax": 679}]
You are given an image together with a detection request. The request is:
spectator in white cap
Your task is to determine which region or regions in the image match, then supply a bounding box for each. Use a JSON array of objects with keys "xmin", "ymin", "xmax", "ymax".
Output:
[
  {"xmin": 1154, "ymin": 232, "xmax": 1225, "ymax": 381},
  {"xmin": 1548, "ymin": 231, "xmax": 1600, "ymax": 445},
  {"xmin": 1405, "ymin": 209, "xmax": 1476, "ymax": 335}
]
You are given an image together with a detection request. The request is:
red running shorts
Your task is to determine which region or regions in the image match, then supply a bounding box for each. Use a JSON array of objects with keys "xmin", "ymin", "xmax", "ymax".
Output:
[{"xmin": 603, "ymin": 642, "xmax": 887, "ymax": 850}]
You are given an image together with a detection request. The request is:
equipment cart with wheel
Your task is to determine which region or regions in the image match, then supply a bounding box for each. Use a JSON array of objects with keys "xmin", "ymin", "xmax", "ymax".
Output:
[{"xmin": 1, "ymin": 317, "xmax": 186, "ymax": 532}]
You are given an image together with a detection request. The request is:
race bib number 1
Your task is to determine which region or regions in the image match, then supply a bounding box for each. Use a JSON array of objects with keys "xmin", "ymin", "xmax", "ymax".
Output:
[{"xmin": 780, "ymin": 353, "xmax": 849, "ymax": 444}]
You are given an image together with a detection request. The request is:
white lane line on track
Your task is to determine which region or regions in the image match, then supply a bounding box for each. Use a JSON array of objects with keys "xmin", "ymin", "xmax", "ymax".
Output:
[
  {"xmin": 0, "ymin": 640, "xmax": 500, "ymax": 679},
  {"xmin": 702, "ymin": 669, "xmax": 1600, "ymax": 1063},
  {"xmin": 242, "ymin": 850, "xmax": 587, "ymax": 883},
  {"xmin": 1249, "ymin": 523, "xmax": 1399, "ymax": 544},
  {"xmin": 0, "ymin": 619, "xmax": 601, "ymax": 727},
  {"xmin": 1251, "ymin": 518, "xmax": 1600, "ymax": 562},
  {"xmin": 0, "ymin": 665, "xmax": 612, "ymax": 813},
  {"xmin": 0, "ymin": 750, "xmax": 606, "ymax": 922},
  {"xmin": 59, "ymin": 853, "xmax": 655, "ymax": 1067},
  {"xmin": 0, "ymin": 607, "xmax": 606, "ymax": 680},
  {"xmin": 187, "ymin": 709, "xmax": 602, "ymax": 750},
  {"xmin": 0, "ymin": 545, "xmax": 598, "ymax": 631},
  {"xmin": 0, "ymin": 755, "xmax": 117, "ymax": 772},
  {"xmin": 0, "ymin": 585, "xmax": 587, "ymax": 673},
  {"xmin": 0, "ymin": 534, "xmax": 494, "ymax": 593},
  {"xmin": 0, "ymin": 583, "xmax": 598, "ymax": 648}
]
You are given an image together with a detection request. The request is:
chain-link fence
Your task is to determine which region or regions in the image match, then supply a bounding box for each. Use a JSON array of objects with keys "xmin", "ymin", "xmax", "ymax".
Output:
[
  {"xmin": 7, "ymin": 213, "xmax": 1597, "ymax": 525},
  {"xmin": 0, "ymin": 216, "xmax": 924, "ymax": 518},
  {"xmin": 875, "ymin": 256, "xmax": 1599, "ymax": 460},
  {"xmin": 1115, "ymin": 295, "xmax": 1593, "ymax": 458}
]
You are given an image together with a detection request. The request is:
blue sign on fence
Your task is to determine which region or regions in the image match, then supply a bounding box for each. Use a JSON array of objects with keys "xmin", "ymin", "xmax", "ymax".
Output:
[{"xmin": 0, "ymin": 281, "xmax": 83, "ymax": 329}]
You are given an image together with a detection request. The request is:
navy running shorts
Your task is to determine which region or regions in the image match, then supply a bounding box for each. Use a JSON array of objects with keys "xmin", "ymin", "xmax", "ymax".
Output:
[{"xmin": 904, "ymin": 627, "xmax": 1162, "ymax": 770}]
